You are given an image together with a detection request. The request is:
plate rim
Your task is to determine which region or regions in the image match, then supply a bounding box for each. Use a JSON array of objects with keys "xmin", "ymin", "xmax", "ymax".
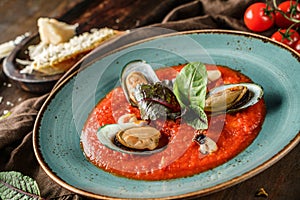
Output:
[{"xmin": 33, "ymin": 29, "xmax": 300, "ymax": 199}]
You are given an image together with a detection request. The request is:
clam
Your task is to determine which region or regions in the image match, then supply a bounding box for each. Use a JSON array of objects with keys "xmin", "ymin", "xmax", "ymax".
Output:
[
  {"xmin": 97, "ymin": 114, "xmax": 167, "ymax": 155},
  {"xmin": 121, "ymin": 60, "xmax": 160, "ymax": 106},
  {"xmin": 204, "ymin": 83, "xmax": 263, "ymax": 114}
]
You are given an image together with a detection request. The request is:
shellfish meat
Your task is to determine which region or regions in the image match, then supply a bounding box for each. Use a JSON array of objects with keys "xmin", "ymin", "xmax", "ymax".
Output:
[
  {"xmin": 115, "ymin": 126, "xmax": 161, "ymax": 150},
  {"xmin": 204, "ymin": 83, "xmax": 263, "ymax": 114},
  {"xmin": 97, "ymin": 115, "xmax": 166, "ymax": 155}
]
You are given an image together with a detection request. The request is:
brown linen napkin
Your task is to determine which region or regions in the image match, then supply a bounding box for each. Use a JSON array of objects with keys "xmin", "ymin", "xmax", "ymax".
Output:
[
  {"xmin": 0, "ymin": 0, "xmax": 273, "ymax": 199},
  {"xmin": 0, "ymin": 95, "xmax": 81, "ymax": 199}
]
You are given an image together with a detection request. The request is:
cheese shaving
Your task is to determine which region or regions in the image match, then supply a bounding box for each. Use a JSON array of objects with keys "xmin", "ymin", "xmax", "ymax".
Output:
[{"xmin": 38, "ymin": 18, "xmax": 78, "ymax": 45}]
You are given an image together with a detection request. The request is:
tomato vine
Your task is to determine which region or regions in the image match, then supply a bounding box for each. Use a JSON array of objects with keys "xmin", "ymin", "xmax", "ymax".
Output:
[{"xmin": 244, "ymin": 0, "xmax": 300, "ymax": 52}]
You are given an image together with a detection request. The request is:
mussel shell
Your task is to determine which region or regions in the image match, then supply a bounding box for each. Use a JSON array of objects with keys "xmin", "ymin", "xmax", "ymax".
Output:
[
  {"xmin": 97, "ymin": 122, "xmax": 166, "ymax": 155},
  {"xmin": 204, "ymin": 83, "xmax": 263, "ymax": 114},
  {"xmin": 120, "ymin": 60, "xmax": 160, "ymax": 106}
]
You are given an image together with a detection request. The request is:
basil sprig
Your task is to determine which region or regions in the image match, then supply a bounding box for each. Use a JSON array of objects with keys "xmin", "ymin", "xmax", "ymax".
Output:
[
  {"xmin": 0, "ymin": 171, "xmax": 43, "ymax": 199},
  {"xmin": 173, "ymin": 62, "xmax": 208, "ymax": 130}
]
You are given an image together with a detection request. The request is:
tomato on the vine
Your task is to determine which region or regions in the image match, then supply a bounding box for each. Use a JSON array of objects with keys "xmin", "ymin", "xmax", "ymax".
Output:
[
  {"xmin": 244, "ymin": 2, "xmax": 275, "ymax": 32},
  {"xmin": 271, "ymin": 29, "xmax": 300, "ymax": 48},
  {"xmin": 293, "ymin": 39, "xmax": 300, "ymax": 53},
  {"xmin": 275, "ymin": 1, "xmax": 300, "ymax": 28}
]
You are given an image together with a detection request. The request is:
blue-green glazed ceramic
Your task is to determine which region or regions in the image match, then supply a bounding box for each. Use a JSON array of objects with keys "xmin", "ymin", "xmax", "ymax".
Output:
[{"xmin": 33, "ymin": 30, "xmax": 300, "ymax": 199}]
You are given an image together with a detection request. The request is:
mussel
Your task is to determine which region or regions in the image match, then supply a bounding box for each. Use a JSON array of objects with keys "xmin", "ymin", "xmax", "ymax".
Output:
[
  {"xmin": 204, "ymin": 83, "xmax": 263, "ymax": 114},
  {"xmin": 97, "ymin": 114, "xmax": 166, "ymax": 155},
  {"xmin": 120, "ymin": 60, "xmax": 181, "ymax": 120},
  {"xmin": 115, "ymin": 126, "xmax": 161, "ymax": 150},
  {"xmin": 121, "ymin": 60, "xmax": 160, "ymax": 106}
]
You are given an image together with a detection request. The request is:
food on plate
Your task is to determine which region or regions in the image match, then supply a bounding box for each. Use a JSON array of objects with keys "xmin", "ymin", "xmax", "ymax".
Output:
[
  {"xmin": 204, "ymin": 83, "xmax": 263, "ymax": 114},
  {"xmin": 20, "ymin": 18, "xmax": 122, "ymax": 75},
  {"xmin": 121, "ymin": 61, "xmax": 182, "ymax": 121},
  {"xmin": 81, "ymin": 61, "xmax": 266, "ymax": 181},
  {"xmin": 97, "ymin": 116, "xmax": 168, "ymax": 155}
]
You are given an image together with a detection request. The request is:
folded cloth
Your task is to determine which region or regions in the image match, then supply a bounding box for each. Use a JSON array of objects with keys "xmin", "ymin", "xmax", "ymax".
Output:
[
  {"xmin": 159, "ymin": 0, "xmax": 249, "ymax": 31},
  {"xmin": 0, "ymin": 0, "xmax": 274, "ymax": 199}
]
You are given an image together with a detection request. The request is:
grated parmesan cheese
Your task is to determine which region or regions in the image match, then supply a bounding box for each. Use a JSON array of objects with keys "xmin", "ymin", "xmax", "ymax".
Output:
[{"xmin": 21, "ymin": 27, "xmax": 119, "ymax": 75}]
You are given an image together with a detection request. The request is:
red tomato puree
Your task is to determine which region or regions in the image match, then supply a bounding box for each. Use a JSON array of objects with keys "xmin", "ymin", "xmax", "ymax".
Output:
[{"xmin": 81, "ymin": 64, "xmax": 266, "ymax": 181}]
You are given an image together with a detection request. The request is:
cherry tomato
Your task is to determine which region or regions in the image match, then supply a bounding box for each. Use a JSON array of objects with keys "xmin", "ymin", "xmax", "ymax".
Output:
[
  {"xmin": 244, "ymin": 2, "xmax": 275, "ymax": 32},
  {"xmin": 293, "ymin": 39, "xmax": 300, "ymax": 53},
  {"xmin": 271, "ymin": 29, "xmax": 300, "ymax": 48},
  {"xmin": 275, "ymin": 1, "xmax": 300, "ymax": 28}
]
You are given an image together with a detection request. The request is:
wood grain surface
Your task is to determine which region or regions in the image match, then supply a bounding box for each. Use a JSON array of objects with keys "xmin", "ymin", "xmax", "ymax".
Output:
[{"xmin": 0, "ymin": 0, "xmax": 299, "ymax": 199}]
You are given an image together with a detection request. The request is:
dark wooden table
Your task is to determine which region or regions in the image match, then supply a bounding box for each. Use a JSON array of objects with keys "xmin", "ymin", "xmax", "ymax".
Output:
[{"xmin": 0, "ymin": 1, "xmax": 299, "ymax": 199}]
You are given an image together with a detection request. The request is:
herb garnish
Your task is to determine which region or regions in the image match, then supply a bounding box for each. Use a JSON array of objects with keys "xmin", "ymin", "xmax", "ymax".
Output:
[
  {"xmin": 0, "ymin": 171, "xmax": 43, "ymax": 200},
  {"xmin": 173, "ymin": 62, "xmax": 208, "ymax": 130}
]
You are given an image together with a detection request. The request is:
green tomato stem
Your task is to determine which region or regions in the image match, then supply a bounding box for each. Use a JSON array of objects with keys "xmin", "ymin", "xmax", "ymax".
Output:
[{"xmin": 272, "ymin": 0, "xmax": 300, "ymax": 24}]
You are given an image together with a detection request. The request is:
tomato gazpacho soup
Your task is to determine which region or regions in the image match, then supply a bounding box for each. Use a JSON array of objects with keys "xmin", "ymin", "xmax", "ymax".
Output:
[{"xmin": 81, "ymin": 61, "xmax": 266, "ymax": 181}]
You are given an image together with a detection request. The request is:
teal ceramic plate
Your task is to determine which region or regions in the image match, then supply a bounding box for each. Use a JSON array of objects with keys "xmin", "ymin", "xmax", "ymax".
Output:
[{"xmin": 33, "ymin": 30, "xmax": 300, "ymax": 199}]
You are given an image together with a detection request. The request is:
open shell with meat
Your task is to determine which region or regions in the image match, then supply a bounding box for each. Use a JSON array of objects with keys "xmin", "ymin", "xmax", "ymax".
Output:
[{"xmin": 204, "ymin": 83, "xmax": 263, "ymax": 114}]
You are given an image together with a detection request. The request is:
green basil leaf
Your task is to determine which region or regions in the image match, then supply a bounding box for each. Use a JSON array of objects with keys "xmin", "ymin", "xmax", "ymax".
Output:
[
  {"xmin": 173, "ymin": 62, "xmax": 208, "ymax": 130},
  {"xmin": 0, "ymin": 171, "xmax": 42, "ymax": 200}
]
